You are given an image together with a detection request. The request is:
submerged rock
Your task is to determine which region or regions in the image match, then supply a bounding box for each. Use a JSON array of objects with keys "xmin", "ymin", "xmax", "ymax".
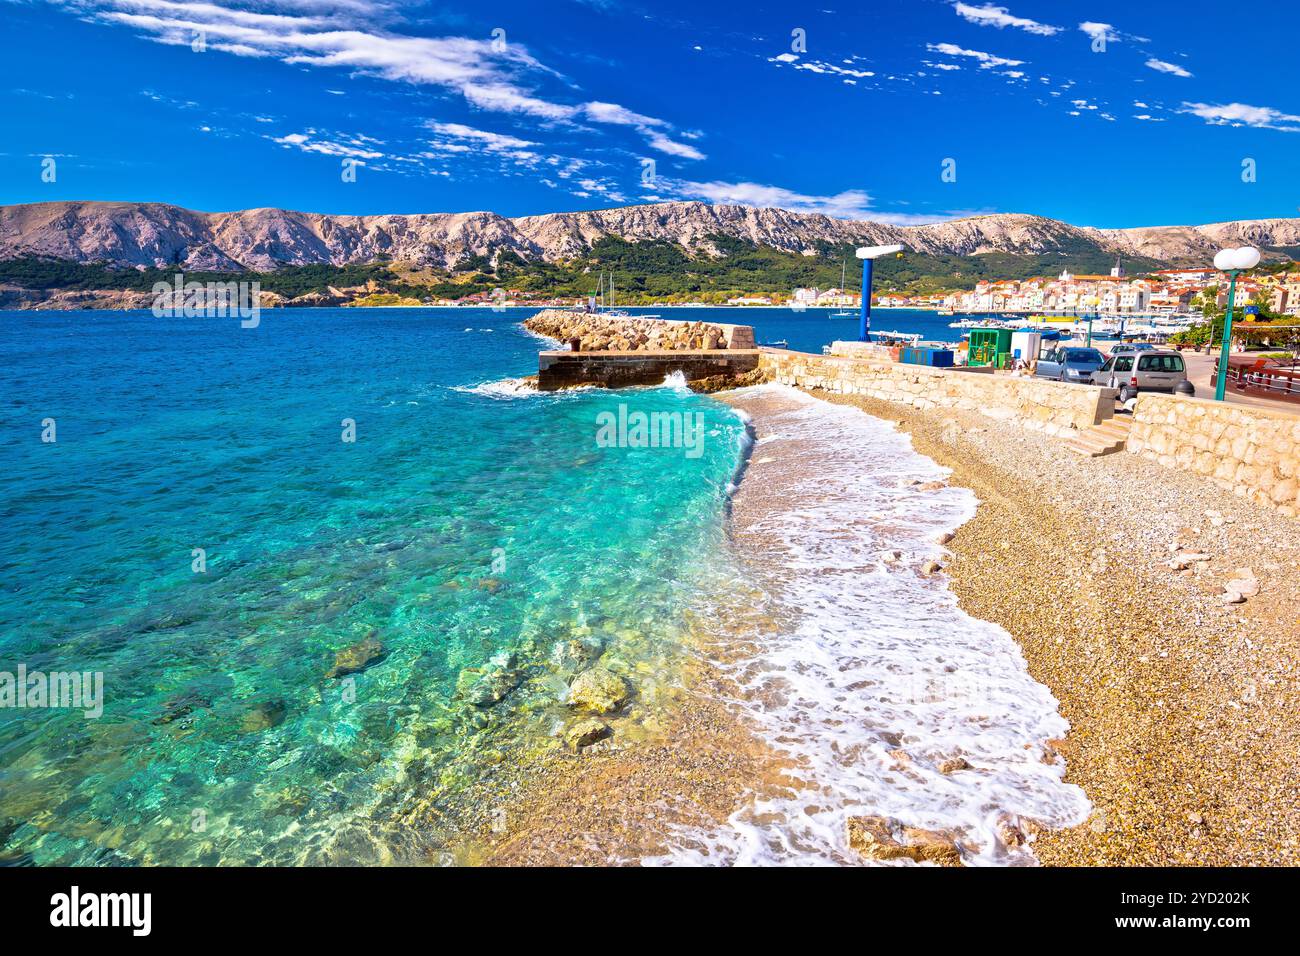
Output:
[
  {"xmin": 846, "ymin": 815, "xmax": 964, "ymax": 867},
  {"xmin": 456, "ymin": 655, "xmax": 523, "ymax": 708},
  {"xmin": 326, "ymin": 634, "xmax": 386, "ymax": 679},
  {"xmin": 549, "ymin": 635, "xmax": 606, "ymax": 678},
  {"xmin": 567, "ymin": 667, "xmax": 630, "ymax": 715},
  {"xmin": 239, "ymin": 700, "xmax": 287, "ymax": 733},
  {"xmin": 563, "ymin": 718, "xmax": 612, "ymax": 752},
  {"xmin": 154, "ymin": 690, "xmax": 212, "ymax": 726}
]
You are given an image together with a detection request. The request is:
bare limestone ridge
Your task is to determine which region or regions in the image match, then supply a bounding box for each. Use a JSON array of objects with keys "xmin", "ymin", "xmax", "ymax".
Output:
[{"xmin": 2, "ymin": 199, "xmax": 1299, "ymax": 272}]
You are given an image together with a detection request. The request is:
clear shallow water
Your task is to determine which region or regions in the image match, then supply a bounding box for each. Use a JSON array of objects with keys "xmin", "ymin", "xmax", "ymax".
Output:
[{"xmin": 0, "ymin": 307, "xmax": 747, "ymax": 865}]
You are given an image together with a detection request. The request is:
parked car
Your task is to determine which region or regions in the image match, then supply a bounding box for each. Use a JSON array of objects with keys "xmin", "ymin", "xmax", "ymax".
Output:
[
  {"xmin": 1091, "ymin": 348, "xmax": 1191, "ymax": 400},
  {"xmin": 1034, "ymin": 346, "xmax": 1106, "ymax": 383},
  {"xmin": 1107, "ymin": 342, "xmax": 1159, "ymax": 357}
]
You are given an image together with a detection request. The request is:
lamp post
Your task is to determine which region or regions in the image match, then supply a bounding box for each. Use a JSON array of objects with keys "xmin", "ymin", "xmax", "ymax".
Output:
[
  {"xmin": 855, "ymin": 244, "xmax": 905, "ymax": 341},
  {"xmin": 1212, "ymin": 246, "xmax": 1261, "ymax": 401}
]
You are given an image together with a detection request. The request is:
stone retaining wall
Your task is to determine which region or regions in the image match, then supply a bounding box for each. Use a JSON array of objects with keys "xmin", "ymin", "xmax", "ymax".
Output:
[
  {"xmin": 1127, "ymin": 393, "xmax": 1300, "ymax": 517},
  {"xmin": 760, "ymin": 350, "xmax": 1115, "ymax": 436}
]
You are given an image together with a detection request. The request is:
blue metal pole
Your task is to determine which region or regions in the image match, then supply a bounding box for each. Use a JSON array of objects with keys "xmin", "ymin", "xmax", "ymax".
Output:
[
  {"xmin": 1214, "ymin": 270, "xmax": 1238, "ymax": 402},
  {"xmin": 859, "ymin": 257, "xmax": 873, "ymax": 341}
]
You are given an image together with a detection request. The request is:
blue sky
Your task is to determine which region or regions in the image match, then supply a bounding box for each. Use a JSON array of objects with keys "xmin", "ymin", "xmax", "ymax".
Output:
[{"xmin": 3, "ymin": 0, "xmax": 1299, "ymax": 227}]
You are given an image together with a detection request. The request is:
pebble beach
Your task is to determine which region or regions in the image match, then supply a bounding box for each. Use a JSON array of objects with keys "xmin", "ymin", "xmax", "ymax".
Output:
[{"xmin": 822, "ymin": 390, "xmax": 1300, "ymax": 865}]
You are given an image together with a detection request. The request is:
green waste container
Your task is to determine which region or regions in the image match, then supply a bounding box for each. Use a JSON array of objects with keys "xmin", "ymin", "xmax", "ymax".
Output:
[{"xmin": 968, "ymin": 328, "xmax": 1012, "ymax": 367}]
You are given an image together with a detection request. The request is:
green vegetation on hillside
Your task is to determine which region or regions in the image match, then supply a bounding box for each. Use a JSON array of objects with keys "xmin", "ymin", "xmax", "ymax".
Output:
[
  {"xmin": 0, "ymin": 259, "xmax": 427, "ymax": 298},
  {"xmin": 493, "ymin": 234, "xmax": 1169, "ymax": 302},
  {"xmin": 0, "ymin": 235, "xmax": 1197, "ymax": 305}
]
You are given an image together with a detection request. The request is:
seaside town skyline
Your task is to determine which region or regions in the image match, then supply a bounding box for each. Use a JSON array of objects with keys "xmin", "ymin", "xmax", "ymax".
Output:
[{"xmin": 4, "ymin": 0, "xmax": 1300, "ymax": 228}]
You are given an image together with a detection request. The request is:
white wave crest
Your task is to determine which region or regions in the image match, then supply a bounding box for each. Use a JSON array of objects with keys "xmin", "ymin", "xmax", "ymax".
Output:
[
  {"xmin": 450, "ymin": 377, "xmax": 538, "ymax": 400},
  {"xmin": 660, "ymin": 370, "xmax": 691, "ymax": 392}
]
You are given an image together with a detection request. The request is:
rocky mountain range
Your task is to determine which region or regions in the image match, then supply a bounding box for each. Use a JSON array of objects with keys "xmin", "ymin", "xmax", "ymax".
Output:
[{"xmin": 2, "ymin": 200, "xmax": 1299, "ymax": 272}]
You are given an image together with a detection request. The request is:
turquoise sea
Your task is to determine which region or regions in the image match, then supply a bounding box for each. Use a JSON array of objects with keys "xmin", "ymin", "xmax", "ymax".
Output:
[
  {"xmin": 0, "ymin": 307, "xmax": 749, "ymax": 865},
  {"xmin": 2, "ymin": 305, "xmax": 1089, "ymax": 867}
]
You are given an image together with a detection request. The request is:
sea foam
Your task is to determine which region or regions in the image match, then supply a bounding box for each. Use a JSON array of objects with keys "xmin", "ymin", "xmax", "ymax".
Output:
[
  {"xmin": 450, "ymin": 377, "xmax": 539, "ymax": 399},
  {"xmin": 653, "ymin": 384, "xmax": 1089, "ymax": 866}
]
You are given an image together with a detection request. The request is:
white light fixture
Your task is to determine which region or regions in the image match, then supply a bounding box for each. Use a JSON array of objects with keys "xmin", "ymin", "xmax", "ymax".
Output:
[
  {"xmin": 856, "ymin": 244, "xmax": 905, "ymax": 260},
  {"xmin": 1213, "ymin": 246, "xmax": 1261, "ymax": 271}
]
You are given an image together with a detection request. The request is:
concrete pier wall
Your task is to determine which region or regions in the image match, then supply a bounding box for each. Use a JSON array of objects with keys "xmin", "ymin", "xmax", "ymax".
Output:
[{"xmin": 537, "ymin": 349, "xmax": 760, "ymax": 391}]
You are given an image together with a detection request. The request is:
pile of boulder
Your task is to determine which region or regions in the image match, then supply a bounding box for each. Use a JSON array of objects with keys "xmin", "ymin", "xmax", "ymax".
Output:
[{"xmin": 524, "ymin": 309, "xmax": 730, "ymax": 352}]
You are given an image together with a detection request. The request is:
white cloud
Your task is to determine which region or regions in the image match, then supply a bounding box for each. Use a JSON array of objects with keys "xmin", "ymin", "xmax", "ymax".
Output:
[
  {"xmin": 645, "ymin": 131, "xmax": 705, "ymax": 160},
  {"xmin": 1180, "ymin": 101, "xmax": 1300, "ymax": 131},
  {"xmin": 656, "ymin": 178, "xmax": 955, "ymax": 224},
  {"xmin": 1078, "ymin": 22, "xmax": 1117, "ymax": 43},
  {"xmin": 1133, "ymin": 114, "xmax": 1163, "ymax": 122},
  {"xmin": 270, "ymin": 130, "xmax": 384, "ymax": 159},
  {"xmin": 662, "ymin": 180, "xmax": 873, "ymax": 218},
  {"xmin": 952, "ymin": 3, "xmax": 1061, "ymax": 36},
  {"xmin": 61, "ymin": 0, "xmax": 705, "ymax": 160},
  {"xmin": 785, "ymin": 59, "xmax": 876, "ymax": 80},
  {"xmin": 582, "ymin": 101, "xmax": 706, "ymax": 159},
  {"xmin": 926, "ymin": 42, "xmax": 1024, "ymax": 69},
  {"xmin": 426, "ymin": 121, "xmax": 536, "ymax": 151},
  {"xmin": 1145, "ymin": 58, "xmax": 1192, "ymax": 78}
]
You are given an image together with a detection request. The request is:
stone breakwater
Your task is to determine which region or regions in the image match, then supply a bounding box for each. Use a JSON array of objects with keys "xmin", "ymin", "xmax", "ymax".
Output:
[
  {"xmin": 760, "ymin": 350, "xmax": 1115, "ymax": 437},
  {"xmin": 523, "ymin": 309, "xmax": 755, "ymax": 352},
  {"xmin": 1127, "ymin": 393, "xmax": 1300, "ymax": 518}
]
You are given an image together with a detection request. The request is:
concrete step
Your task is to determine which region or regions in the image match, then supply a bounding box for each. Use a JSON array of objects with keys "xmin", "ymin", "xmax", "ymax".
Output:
[
  {"xmin": 1065, "ymin": 416, "xmax": 1132, "ymax": 457},
  {"xmin": 1065, "ymin": 437, "xmax": 1122, "ymax": 457},
  {"xmin": 1093, "ymin": 418, "xmax": 1133, "ymax": 437}
]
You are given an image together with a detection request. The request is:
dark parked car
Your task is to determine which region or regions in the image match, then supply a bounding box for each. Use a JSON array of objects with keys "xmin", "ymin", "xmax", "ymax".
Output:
[{"xmin": 1034, "ymin": 346, "xmax": 1106, "ymax": 383}]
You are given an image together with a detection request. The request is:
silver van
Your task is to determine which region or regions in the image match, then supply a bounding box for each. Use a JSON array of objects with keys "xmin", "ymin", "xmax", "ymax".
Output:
[{"xmin": 1091, "ymin": 348, "xmax": 1191, "ymax": 400}]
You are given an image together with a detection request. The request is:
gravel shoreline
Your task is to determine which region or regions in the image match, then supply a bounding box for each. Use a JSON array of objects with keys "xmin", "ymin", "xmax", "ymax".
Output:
[{"xmin": 816, "ymin": 389, "xmax": 1300, "ymax": 865}]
